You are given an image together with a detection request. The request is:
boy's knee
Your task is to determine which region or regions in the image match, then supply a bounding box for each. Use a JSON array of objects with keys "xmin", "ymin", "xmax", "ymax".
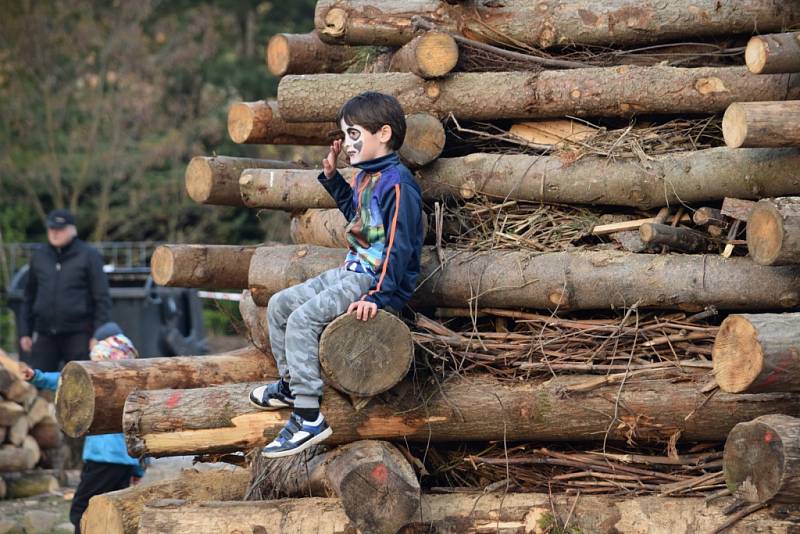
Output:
[{"xmin": 267, "ymin": 290, "xmax": 291, "ymax": 317}]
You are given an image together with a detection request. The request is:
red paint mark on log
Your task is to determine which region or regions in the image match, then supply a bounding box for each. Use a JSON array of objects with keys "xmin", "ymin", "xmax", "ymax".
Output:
[
  {"xmin": 371, "ymin": 463, "xmax": 389, "ymax": 484},
  {"xmin": 165, "ymin": 391, "xmax": 182, "ymax": 408},
  {"xmin": 765, "ymin": 431, "xmax": 774, "ymax": 443}
]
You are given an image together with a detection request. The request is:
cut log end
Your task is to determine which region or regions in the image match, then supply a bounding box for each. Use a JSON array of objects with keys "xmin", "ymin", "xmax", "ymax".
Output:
[
  {"xmin": 150, "ymin": 246, "xmax": 176, "ymax": 287},
  {"xmin": 414, "ymin": 32, "xmax": 459, "ymax": 78},
  {"xmin": 266, "ymin": 34, "xmax": 291, "ymax": 77},
  {"xmin": 321, "ymin": 8, "xmax": 348, "ymax": 39},
  {"xmin": 745, "ymin": 36, "xmax": 769, "ymax": 74},
  {"xmin": 398, "ymin": 113, "xmax": 445, "ymax": 168},
  {"xmin": 713, "ymin": 315, "xmax": 764, "ymax": 393},
  {"xmin": 748, "ymin": 202, "xmax": 785, "ymax": 265},
  {"xmin": 55, "ymin": 362, "xmax": 95, "ymax": 438},
  {"xmin": 319, "ymin": 311, "xmax": 413, "ymax": 396},
  {"xmin": 184, "ymin": 157, "xmax": 216, "ymax": 204},
  {"xmin": 227, "ymin": 101, "xmax": 270, "ymax": 144},
  {"xmin": 724, "ymin": 414, "xmax": 798, "ymax": 503},
  {"xmin": 722, "ymin": 103, "xmax": 747, "ymax": 148},
  {"xmin": 81, "ymin": 494, "xmax": 125, "ymax": 534}
]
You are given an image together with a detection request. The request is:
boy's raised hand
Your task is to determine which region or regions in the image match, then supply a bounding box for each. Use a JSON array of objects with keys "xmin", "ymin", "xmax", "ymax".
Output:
[
  {"xmin": 322, "ymin": 139, "xmax": 342, "ymax": 178},
  {"xmin": 347, "ymin": 300, "xmax": 378, "ymax": 321},
  {"xmin": 20, "ymin": 365, "xmax": 34, "ymax": 381}
]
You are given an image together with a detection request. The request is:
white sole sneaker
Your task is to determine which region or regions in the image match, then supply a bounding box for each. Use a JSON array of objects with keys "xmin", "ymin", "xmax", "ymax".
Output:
[{"xmin": 261, "ymin": 426, "xmax": 333, "ymax": 459}]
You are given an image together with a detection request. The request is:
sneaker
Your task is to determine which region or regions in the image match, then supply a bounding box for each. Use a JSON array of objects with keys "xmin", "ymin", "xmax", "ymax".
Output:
[
  {"xmin": 261, "ymin": 413, "xmax": 333, "ymax": 458},
  {"xmin": 249, "ymin": 380, "xmax": 295, "ymax": 410}
]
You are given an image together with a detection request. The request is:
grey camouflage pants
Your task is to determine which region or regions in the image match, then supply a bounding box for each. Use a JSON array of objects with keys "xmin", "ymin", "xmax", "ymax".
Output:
[{"xmin": 267, "ymin": 267, "xmax": 374, "ymax": 408}]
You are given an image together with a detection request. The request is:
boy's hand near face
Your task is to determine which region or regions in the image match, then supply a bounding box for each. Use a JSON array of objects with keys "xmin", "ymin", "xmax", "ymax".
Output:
[
  {"xmin": 347, "ymin": 300, "xmax": 378, "ymax": 321},
  {"xmin": 20, "ymin": 364, "xmax": 34, "ymax": 381},
  {"xmin": 322, "ymin": 139, "xmax": 343, "ymax": 179}
]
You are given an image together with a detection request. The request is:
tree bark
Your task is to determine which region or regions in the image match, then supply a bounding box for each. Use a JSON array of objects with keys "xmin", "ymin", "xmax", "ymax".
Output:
[
  {"xmin": 747, "ymin": 32, "xmax": 800, "ymax": 74},
  {"xmin": 398, "ymin": 112, "xmax": 445, "ymax": 168},
  {"xmin": 80, "ymin": 468, "xmax": 249, "ymax": 534},
  {"xmin": 276, "ymin": 68, "xmax": 800, "ymax": 122},
  {"xmin": 6, "ymin": 415, "xmax": 28, "ymax": 447},
  {"xmin": 725, "ymin": 414, "xmax": 800, "ymax": 503},
  {"xmin": 25, "ymin": 396, "xmax": 51, "ymax": 428},
  {"xmin": 184, "ymin": 155, "xmax": 304, "ymax": 206},
  {"xmin": 724, "ymin": 102, "xmax": 800, "ymax": 148},
  {"xmin": 227, "ymin": 100, "xmax": 336, "ymax": 145},
  {"xmin": 639, "ymin": 223, "xmax": 715, "ymax": 253},
  {"xmin": 234, "ymin": 148, "xmax": 800, "ymax": 210},
  {"xmin": 122, "ymin": 372, "xmax": 800, "ymax": 457},
  {"xmin": 319, "ymin": 311, "xmax": 414, "ymax": 396},
  {"xmin": 713, "ymin": 313, "xmax": 800, "ymax": 394},
  {"xmin": 239, "ymin": 290, "xmax": 271, "ymax": 354},
  {"xmin": 0, "ymin": 401, "xmax": 24, "ymax": 427},
  {"xmin": 56, "ymin": 346, "xmax": 275, "ymax": 438},
  {"xmin": 247, "ymin": 244, "xmax": 800, "ymax": 312},
  {"xmin": 266, "ymin": 32, "xmax": 356, "ymax": 77},
  {"xmin": 389, "ymin": 31, "xmax": 458, "ymax": 78},
  {"xmin": 315, "ymin": 0, "xmax": 800, "ymax": 49},
  {"xmin": 30, "ymin": 417, "xmax": 62, "ymax": 450},
  {"xmin": 0, "ymin": 443, "xmax": 37, "ymax": 472},
  {"xmin": 5, "ymin": 379, "xmax": 37, "ymax": 408},
  {"xmin": 693, "ymin": 207, "xmax": 728, "ymax": 228},
  {"xmin": 137, "ymin": 491, "xmax": 800, "ymax": 534},
  {"xmin": 290, "ymin": 209, "xmax": 349, "ymax": 248},
  {"xmin": 150, "ymin": 244, "xmax": 257, "ymax": 289},
  {"xmin": 748, "ymin": 197, "xmax": 800, "ymax": 265},
  {"xmin": 255, "ymin": 440, "xmax": 419, "ymax": 533},
  {"xmin": 1, "ymin": 471, "xmax": 59, "ymax": 499}
]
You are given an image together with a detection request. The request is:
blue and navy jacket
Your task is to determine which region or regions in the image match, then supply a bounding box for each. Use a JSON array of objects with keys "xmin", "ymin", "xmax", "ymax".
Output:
[
  {"xmin": 30, "ymin": 370, "xmax": 144, "ymax": 476},
  {"xmin": 318, "ymin": 152, "xmax": 424, "ymax": 311}
]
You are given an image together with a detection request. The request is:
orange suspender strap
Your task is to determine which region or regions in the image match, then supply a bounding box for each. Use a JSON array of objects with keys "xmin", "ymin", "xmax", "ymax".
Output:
[{"xmin": 363, "ymin": 184, "xmax": 401, "ymax": 301}]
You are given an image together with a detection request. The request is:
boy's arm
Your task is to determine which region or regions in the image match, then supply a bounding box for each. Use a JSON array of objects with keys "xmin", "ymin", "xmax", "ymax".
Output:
[
  {"xmin": 318, "ymin": 170, "xmax": 356, "ymax": 221},
  {"xmin": 362, "ymin": 182, "xmax": 422, "ymax": 309},
  {"xmin": 30, "ymin": 370, "xmax": 60, "ymax": 391}
]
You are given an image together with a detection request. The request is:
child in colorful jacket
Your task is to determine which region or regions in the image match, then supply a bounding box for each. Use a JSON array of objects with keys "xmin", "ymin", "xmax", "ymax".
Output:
[{"xmin": 22, "ymin": 322, "xmax": 144, "ymax": 534}]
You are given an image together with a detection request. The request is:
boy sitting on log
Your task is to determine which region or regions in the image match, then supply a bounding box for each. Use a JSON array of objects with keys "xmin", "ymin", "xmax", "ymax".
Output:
[
  {"xmin": 21, "ymin": 322, "xmax": 145, "ymax": 534},
  {"xmin": 250, "ymin": 92, "xmax": 424, "ymax": 458}
]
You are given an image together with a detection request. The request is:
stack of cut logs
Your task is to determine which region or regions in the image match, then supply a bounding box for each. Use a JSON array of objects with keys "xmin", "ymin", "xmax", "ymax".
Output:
[
  {"xmin": 0, "ymin": 351, "xmax": 62, "ymax": 500},
  {"xmin": 54, "ymin": 2, "xmax": 800, "ymax": 532}
]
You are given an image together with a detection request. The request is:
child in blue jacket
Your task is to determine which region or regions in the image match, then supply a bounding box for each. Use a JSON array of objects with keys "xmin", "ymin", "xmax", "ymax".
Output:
[
  {"xmin": 22, "ymin": 322, "xmax": 144, "ymax": 534},
  {"xmin": 249, "ymin": 92, "xmax": 424, "ymax": 458}
]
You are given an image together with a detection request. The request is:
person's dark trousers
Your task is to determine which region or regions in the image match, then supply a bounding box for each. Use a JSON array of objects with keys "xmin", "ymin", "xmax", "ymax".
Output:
[
  {"xmin": 26, "ymin": 331, "xmax": 91, "ymax": 372},
  {"xmin": 70, "ymin": 460, "xmax": 134, "ymax": 533}
]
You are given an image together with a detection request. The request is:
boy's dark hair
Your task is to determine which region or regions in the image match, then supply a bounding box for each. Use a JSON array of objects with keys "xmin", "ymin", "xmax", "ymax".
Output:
[{"xmin": 336, "ymin": 92, "xmax": 406, "ymax": 151}]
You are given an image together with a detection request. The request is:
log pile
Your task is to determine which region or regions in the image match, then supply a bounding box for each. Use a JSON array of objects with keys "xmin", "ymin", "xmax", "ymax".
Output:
[
  {"xmin": 53, "ymin": 3, "xmax": 800, "ymax": 532},
  {"xmin": 0, "ymin": 351, "xmax": 62, "ymax": 499}
]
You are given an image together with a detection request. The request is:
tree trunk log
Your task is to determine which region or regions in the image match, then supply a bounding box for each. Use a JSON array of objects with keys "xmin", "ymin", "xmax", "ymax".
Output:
[
  {"xmin": 748, "ymin": 197, "xmax": 800, "ymax": 265},
  {"xmin": 122, "ymin": 372, "xmax": 800, "ymax": 457},
  {"xmin": 25, "ymin": 396, "xmax": 51, "ymax": 429},
  {"xmin": 1, "ymin": 471, "xmax": 59, "ymax": 499},
  {"xmin": 747, "ymin": 32, "xmax": 800, "ymax": 74},
  {"xmin": 714, "ymin": 313, "xmax": 800, "ymax": 394},
  {"xmin": 639, "ymin": 223, "xmax": 715, "ymax": 253},
  {"xmin": 693, "ymin": 207, "xmax": 728, "ymax": 228},
  {"xmin": 80, "ymin": 468, "xmax": 249, "ymax": 534},
  {"xmin": 56, "ymin": 346, "xmax": 275, "ymax": 438},
  {"xmin": 227, "ymin": 100, "xmax": 336, "ymax": 145},
  {"xmin": 6, "ymin": 415, "xmax": 28, "ymax": 447},
  {"xmin": 319, "ymin": 311, "xmax": 413, "ymax": 396},
  {"xmin": 151, "ymin": 244, "xmax": 257, "ymax": 289},
  {"xmin": 247, "ymin": 245, "xmax": 800, "ymax": 312},
  {"xmin": 0, "ymin": 401, "xmax": 24, "ymax": 427},
  {"xmin": 315, "ymin": 0, "xmax": 800, "ymax": 49},
  {"xmin": 30, "ymin": 417, "xmax": 62, "ymax": 451},
  {"xmin": 0, "ymin": 443, "xmax": 37, "ymax": 472},
  {"xmin": 266, "ymin": 32, "xmax": 356, "ymax": 77},
  {"xmin": 724, "ymin": 102, "xmax": 800, "ymax": 148},
  {"xmin": 138, "ymin": 491, "xmax": 800, "ymax": 534},
  {"xmin": 725, "ymin": 414, "xmax": 800, "ymax": 503},
  {"xmin": 235, "ymin": 148, "xmax": 800, "ymax": 210},
  {"xmin": 239, "ymin": 290, "xmax": 271, "ymax": 354},
  {"xmin": 5, "ymin": 380, "xmax": 37, "ymax": 408},
  {"xmin": 389, "ymin": 31, "xmax": 458, "ymax": 78},
  {"xmin": 290, "ymin": 209, "xmax": 349, "ymax": 248},
  {"xmin": 276, "ymin": 68, "xmax": 800, "ymax": 122},
  {"xmin": 398, "ymin": 112, "xmax": 445, "ymax": 168},
  {"xmin": 184, "ymin": 155, "xmax": 304, "ymax": 206},
  {"xmin": 256, "ymin": 440, "xmax": 419, "ymax": 533}
]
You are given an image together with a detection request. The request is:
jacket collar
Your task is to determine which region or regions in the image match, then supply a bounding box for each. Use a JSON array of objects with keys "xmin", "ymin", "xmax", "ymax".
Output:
[{"xmin": 353, "ymin": 152, "xmax": 399, "ymax": 174}]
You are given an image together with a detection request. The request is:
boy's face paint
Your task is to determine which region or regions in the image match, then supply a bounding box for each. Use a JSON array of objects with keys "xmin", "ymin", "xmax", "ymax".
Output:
[{"xmin": 340, "ymin": 119, "xmax": 390, "ymax": 165}]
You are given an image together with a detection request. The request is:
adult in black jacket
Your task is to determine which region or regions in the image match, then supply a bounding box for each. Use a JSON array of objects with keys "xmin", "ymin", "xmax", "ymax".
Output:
[{"xmin": 18, "ymin": 209, "xmax": 111, "ymax": 371}]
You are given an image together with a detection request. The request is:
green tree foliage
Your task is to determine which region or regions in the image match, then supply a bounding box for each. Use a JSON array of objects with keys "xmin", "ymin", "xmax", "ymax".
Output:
[{"xmin": 0, "ymin": 0, "xmax": 322, "ymax": 245}]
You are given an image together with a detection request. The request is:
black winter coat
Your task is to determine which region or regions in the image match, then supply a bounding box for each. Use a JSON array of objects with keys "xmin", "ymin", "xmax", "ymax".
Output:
[{"xmin": 19, "ymin": 239, "xmax": 111, "ymax": 336}]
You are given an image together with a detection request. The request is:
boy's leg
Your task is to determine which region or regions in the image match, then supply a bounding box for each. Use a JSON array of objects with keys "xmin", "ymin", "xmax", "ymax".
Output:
[
  {"xmin": 284, "ymin": 270, "xmax": 374, "ymax": 408},
  {"xmin": 266, "ymin": 269, "xmax": 340, "ymax": 381},
  {"xmin": 70, "ymin": 460, "xmax": 134, "ymax": 533}
]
